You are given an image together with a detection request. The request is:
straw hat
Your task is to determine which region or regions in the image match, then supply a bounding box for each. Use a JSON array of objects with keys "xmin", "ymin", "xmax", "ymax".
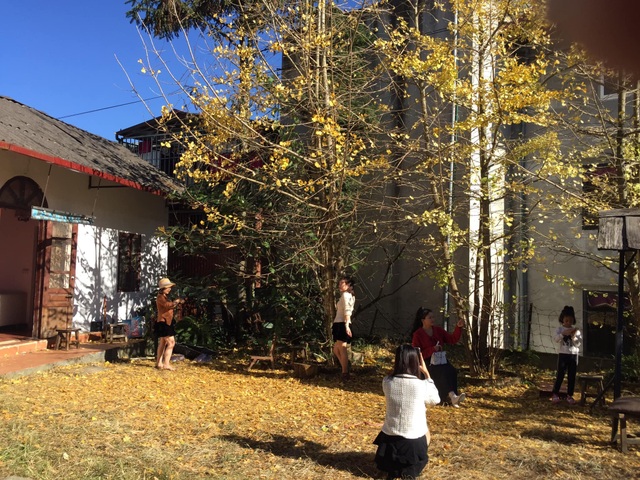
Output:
[{"xmin": 158, "ymin": 277, "xmax": 176, "ymax": 289}]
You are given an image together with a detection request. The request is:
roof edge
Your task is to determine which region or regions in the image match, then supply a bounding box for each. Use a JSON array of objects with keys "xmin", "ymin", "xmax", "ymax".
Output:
[{"xmin": 0, "ymin": 141, "xmax": 167, "ymax": 197}]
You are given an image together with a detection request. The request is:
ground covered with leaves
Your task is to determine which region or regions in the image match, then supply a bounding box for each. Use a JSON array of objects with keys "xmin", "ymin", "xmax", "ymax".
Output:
[{"xmin": 0, "ymin": 349, "xmax": 639, "ymax": 480}]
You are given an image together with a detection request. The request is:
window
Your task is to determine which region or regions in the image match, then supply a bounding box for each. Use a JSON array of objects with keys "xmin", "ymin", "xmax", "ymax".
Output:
[
  {"xmin": 49, "ymin": 222, "xmax": 73, "ymax": 288},
  {"xmin": 598, "ymin": 75, "xmax": 620, "ymax": 100},
  {"xmin": 117, "ymin": 232, "xmax": 141, "ymax": 292},
  {"xmin": 582, "ymin": 163, "xmax": 617, "ymax": 229},
  {"xmin": 583, "ymin": 290, "xmax": 635, "ymax": 356}
]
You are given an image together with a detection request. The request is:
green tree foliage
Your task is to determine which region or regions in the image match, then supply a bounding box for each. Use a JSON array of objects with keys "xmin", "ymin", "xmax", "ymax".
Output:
[
  {"xmin": 126, "ymin": 0, "xmax": 243, "ymax": 40},
  {"xmin": 130, "ymin": 1, "xmax": 414, "ymax": 351}
]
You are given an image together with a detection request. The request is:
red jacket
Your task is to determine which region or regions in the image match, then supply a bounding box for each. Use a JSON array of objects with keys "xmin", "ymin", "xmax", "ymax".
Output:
[
  {"xmin": 412, "ymin": 324, "xmax": 462, "ymax": 361},
  {"xmin": 156, "ymin": 292, "xmax": 178, "ymax": 325}
]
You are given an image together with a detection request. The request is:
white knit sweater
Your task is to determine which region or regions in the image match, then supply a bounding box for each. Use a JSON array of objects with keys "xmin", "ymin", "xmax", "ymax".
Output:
[
  {"xmin": 381, "ymin": 374, "xmax": 441, "ymax": 439},
  {"xmin": 334, "ymin": 291, "xmax": 355, "ymax": 324}
]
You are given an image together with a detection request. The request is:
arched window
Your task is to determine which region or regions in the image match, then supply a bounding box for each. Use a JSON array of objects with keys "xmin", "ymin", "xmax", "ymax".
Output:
[{"xmin": 0, "ymin": 176, "xmax": 48, "ymax": 220}]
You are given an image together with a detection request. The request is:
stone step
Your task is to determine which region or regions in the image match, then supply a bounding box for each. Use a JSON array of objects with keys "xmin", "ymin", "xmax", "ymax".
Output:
[{"xmin": 0, "ymin": 339, "xmax": 49, "ymax": 357}]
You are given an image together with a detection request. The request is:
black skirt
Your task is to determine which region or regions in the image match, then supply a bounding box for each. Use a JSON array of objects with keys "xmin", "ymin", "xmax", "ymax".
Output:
[
  {"xmin": 155, "ymin": 320, "xmax": 176, "ymax": 338},
  {"xmin": 373, "ymin": 431, "xmax": 428, "ymax": 478},
  {"xmin": 332, "ymin": 322, "xmax": 352, "ymax": 343}
]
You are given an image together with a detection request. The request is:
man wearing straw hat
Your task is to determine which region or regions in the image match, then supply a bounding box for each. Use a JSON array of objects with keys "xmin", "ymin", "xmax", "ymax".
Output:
[{"xmin": 156, "ymin": 278, "xmax": 184, "ymax": 370}]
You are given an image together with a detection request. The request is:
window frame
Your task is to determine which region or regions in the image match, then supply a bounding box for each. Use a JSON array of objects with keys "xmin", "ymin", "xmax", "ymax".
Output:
[{"xmin": 117, "ymin": 232, "xmax": 142, "ymax": 292}]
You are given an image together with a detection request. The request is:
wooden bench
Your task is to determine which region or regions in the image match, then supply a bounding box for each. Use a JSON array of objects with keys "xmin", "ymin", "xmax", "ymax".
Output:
[
  {"xmin": 55, "ymin": 328, "xmax": 80, "ymax": 350},
  {"xmin": 609, "ymin": 396, "xmax": 640, "ymax": 453}
]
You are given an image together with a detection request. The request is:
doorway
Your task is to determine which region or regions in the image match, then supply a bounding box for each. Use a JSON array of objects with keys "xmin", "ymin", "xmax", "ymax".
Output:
[{"xmin": 0, "ymin": 208, "xmax": 37, "ymax": 336}]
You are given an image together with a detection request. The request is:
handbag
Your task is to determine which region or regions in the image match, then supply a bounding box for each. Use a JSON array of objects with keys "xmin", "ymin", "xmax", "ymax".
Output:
[{"xmin": 430, "ymin": 350, "xmax": 447, "ymax": 365}]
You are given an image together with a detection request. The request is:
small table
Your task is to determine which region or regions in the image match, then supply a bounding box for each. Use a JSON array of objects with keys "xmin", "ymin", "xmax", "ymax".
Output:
[{"xmin": 55, "ymin": 328, "xmax": 80, "ymax": 350}]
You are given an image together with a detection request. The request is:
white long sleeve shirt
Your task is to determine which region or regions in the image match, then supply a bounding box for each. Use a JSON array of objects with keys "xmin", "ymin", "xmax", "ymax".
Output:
[
  {"xmin": 554, "ymin": 326, "xmax": 582, "ymax": 355},
  {"xmin": 381, "ymin": 374, "xmax": 441, "ymax": 439}
]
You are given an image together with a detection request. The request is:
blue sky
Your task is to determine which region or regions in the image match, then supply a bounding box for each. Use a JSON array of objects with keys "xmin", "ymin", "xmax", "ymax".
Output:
[{"xmin": 0, "ymin": 1, "xmax": 192, "ymax": 140}]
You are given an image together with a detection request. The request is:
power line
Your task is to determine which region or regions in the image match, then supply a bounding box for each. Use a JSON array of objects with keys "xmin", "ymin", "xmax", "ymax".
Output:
[{"xmin": 56, "ymin": 94, "xmax": 168, "ymax": 120}]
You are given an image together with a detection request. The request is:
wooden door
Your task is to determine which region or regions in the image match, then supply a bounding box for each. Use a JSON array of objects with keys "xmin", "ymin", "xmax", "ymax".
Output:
[{"xmin": 33, "ymin": 221, "xmax": 78, "ymax": 338}]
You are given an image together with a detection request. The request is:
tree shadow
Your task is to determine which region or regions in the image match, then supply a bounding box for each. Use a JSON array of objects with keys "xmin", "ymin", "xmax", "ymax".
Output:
[
  {"xmin": 220, "ymin": 433, "xmax": 380, "ymax": 478},
  {"xmin": 520, "ymin": 427, "xmax": 587, "ymax": 445},
  {"xmin": 186, "ymin": 358, "xmax": 387, "ymax": 396}
]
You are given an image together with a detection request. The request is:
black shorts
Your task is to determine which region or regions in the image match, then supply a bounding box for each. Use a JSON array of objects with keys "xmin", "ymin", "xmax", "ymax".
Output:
[
  {"xmin": 332, "ymin": 322, "xmax": 352, "ymax": 344},
  {"xmin": 155, "ymin": 321, "xmax": 176, "ymax": 338}
]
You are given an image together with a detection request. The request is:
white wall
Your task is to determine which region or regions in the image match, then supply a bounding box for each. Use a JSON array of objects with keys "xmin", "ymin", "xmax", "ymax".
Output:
[{"xmin": 73, "ymin": 225, "xmax": 168, "ymax": 331}]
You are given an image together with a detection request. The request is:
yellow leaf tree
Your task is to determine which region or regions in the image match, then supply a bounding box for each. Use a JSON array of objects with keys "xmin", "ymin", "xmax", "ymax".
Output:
[{"xmin": 375, "ymin": 0, "xmax": 580, "ymax": 375}]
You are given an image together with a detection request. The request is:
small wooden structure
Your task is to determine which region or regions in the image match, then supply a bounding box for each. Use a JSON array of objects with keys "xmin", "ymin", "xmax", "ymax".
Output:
[
  {"xmin": 597, "ymin": 209, "xmax": 640, "ymax": 399},
  {"xmin": 577, "ymin": 374, "xmax": 605, "ymax": 408},
  {"xmin": 55, "ymin": 328, "xmax": 80, "ymax": 350},
  {"xmin": 293, "ymin": 362, "xmax": 318, "ymax": 379},
  {"xmin": 248, "ymin": 335, "xmax": 276, "ymax": 371},
  {"xmin": 597, "ymin": 209, "xmax": 640, "ymax": 251},
  {"xmin": 102, "ymin": 296, "xmax": 127, "ymax": 343},
  {"xmin": 609, "ymin": 396, "xmax": 640, "ymax": 453},
  {"xmin": 104, "ymin": 323, "xmax": 128, "ymax": 343},
  {"xmin": 288, "ymin": 344, "xmax": 308, "ymax": 366}
]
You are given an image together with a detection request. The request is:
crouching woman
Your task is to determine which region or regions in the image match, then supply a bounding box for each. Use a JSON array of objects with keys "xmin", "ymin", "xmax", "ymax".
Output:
[{"xmin": 373, "ymin": 344, "xmax": 441, "ymax": 479}]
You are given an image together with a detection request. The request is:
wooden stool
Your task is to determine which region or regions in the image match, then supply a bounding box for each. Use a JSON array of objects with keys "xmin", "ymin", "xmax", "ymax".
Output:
[
  {"xmin": 105, "ymin": 323, "xmax": 128, "ymax": 343},
  {"xmin": 578, "ymin": 374, "xmax": 605, "ymax": 407},
  {"xmin": 248, "ymin": 336, "xmax": 276, "ymax": 371},
  {"xmin": 289, "ymin": 345, "xmax": 308, "ymax": 366},
  {"xmin": 55, "ymin": 328, "xmax": 80, "ymax": 350},
  {"xmin": 609, "ymin": 396, "xmax": 640, "ymax": 453}
]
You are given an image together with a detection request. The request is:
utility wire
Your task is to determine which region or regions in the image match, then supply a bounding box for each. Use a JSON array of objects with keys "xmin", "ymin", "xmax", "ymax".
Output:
[{"xmin": 57, "ymin": 94, "xmax": 171, "ymax": 120}]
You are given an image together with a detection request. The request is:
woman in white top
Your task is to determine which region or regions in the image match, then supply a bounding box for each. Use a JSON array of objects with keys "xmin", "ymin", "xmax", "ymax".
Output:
[
  {"xmin": 374, "ymin": 344, "xmax": 441, "ymax": 479},
  {"xmin": 332, "ymin": 276, "xmax": 356, "ymax": 381}
]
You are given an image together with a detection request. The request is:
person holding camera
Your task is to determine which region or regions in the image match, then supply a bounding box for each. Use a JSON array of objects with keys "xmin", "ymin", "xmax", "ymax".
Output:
[
  {"xmin": 373, "ymin": 344, "xmax": 440, "ymax": 479},
  {"xmin": 155, "ymin": 277, "xmax": 184, "ymax": 371}
]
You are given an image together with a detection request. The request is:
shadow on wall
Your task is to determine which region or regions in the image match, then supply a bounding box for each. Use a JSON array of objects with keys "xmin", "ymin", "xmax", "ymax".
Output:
[{"xmin": 74, "ymin": 226, "xmax": 167, "ymax": 331}]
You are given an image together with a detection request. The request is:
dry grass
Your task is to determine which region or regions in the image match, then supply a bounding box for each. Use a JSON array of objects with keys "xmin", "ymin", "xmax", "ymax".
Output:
[{"xmin": 0, "ymin": 352, "xmax": 638, "ymax": 480}]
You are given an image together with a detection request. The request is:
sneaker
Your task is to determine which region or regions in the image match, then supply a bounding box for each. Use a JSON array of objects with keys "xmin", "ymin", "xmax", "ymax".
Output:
[
  {"xmin": 566, "ymin": 396, "xmax": 576, "ymax": 405},
  {"xmin": 449, "ymin": 392, "xmax": 466, "ymax": 407},
  {"xmin": 551, "ymin": 394, "xmax": 561, "ymax": 404}
]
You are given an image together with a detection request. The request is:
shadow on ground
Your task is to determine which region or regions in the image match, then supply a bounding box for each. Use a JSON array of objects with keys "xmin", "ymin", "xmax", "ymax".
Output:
[{"xmin": 220, "ymin": 433, "xmax": 379, "ymax": 478}]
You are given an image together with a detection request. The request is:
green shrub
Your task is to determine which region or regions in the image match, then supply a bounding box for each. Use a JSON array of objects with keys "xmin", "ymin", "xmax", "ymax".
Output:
[{"xmin": 622, "ymin": 353, "xmax": 640, "ymax": 382}]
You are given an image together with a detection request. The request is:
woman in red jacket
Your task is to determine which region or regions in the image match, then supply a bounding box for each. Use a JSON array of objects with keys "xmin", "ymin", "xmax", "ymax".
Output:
[{"xmin": 411, "ymin": 307, "xmax": 466, "ymax": 407}]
